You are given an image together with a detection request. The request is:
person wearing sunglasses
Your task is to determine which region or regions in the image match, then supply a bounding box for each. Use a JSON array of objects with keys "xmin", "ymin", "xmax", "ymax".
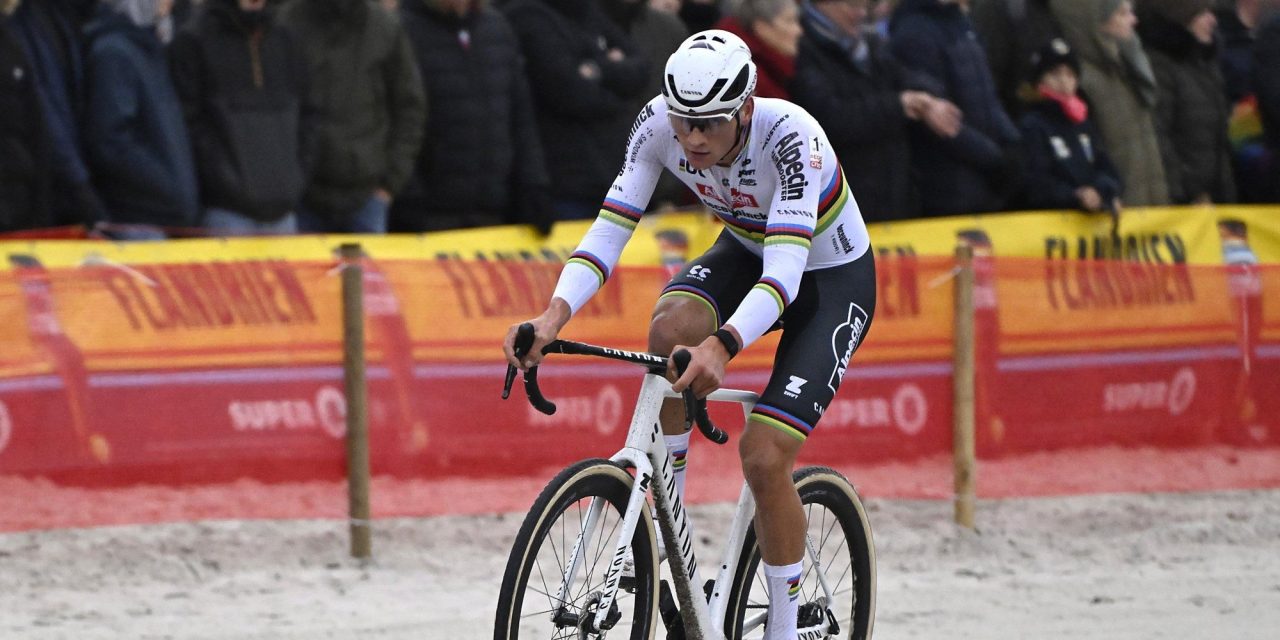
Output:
[{"xmin": 504, "ymin": 29, "xmax": 876, "ymax": 640}]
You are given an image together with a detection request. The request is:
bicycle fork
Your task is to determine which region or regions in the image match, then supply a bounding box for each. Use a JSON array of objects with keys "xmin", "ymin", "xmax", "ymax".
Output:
[{"xmin": 553, "ymin": 452, "xmax": 655, "ymax": 635}]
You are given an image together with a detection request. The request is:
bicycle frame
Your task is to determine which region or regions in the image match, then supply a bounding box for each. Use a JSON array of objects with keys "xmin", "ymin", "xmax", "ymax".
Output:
[{"xmin": 560, "ymin": 370, "xmax": 825, "ymax": 640}]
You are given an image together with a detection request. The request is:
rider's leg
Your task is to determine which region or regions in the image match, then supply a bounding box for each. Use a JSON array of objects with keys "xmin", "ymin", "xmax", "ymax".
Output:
[
  {"xmin": 649, "ymin": 294, "xmax": 718, "ymax": 499},
  {"xmin": 740, "ymin": 420, "xmax": 805, "ymax": 640}
]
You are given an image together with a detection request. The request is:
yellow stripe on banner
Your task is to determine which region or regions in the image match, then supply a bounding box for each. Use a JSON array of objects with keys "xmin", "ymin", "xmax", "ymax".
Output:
[{"xmin": 2, "ymin": 206, "xmax": 1277, "ymax": 269}]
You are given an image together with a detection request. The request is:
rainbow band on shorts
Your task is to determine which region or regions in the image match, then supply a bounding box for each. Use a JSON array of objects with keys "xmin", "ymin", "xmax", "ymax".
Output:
[
  {"xmin": 567, "ymin": 251, "xmax": 610, "ymax": 288},
  {"xmin": 750, "ymin": 403, "xmax": 813, "ymax": 441},
  {"xmin": 599, "ymin": 198, "xmax": 644, "ymax": 231},
  {"xmin": 659, "ymin": 284, "xmax": 722, "ymax": 327}
]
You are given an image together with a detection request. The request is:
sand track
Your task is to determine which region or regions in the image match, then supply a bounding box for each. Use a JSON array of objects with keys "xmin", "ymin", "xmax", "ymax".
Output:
[{"xmin": 3, "ymin": 489, "xmax": 1278, "ymax": 639}]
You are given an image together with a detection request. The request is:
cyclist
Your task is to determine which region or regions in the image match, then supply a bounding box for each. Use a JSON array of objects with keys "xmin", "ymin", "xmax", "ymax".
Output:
[{"xmin": 503, "ymin": 30, "xmax": 876, "ymax": 640}]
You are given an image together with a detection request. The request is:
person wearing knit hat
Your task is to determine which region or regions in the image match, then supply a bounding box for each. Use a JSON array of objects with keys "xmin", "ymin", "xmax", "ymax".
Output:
[
  {"xmin": 1016, "ymin": 37, "xmax": 1124, "ymax": 214},
  {"xmin": 1048, "ymin": 0, "xmax": 1170, "ymax": 205},
  {"xmin": 1137, "ymin": 0, "xmax": 1238, "ymax": 203},
  {"xmin": 1028, "ymin": 35, "xmax": 1080, "ymax": 83}
]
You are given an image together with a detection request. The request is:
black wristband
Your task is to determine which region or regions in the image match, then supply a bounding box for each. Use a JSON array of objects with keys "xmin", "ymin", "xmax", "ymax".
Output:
[{"xmin": 712, "ymin": 328, "xmax": 739, "ymax": 360}]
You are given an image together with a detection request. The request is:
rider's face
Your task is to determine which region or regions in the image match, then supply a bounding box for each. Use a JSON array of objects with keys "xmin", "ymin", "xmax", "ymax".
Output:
[{"xmin": 670, "ymin": 99, "xmax": 754, "ymax": 170}]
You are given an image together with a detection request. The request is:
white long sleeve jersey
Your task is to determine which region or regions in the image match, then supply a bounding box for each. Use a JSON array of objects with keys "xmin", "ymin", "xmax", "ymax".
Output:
[{"xmin": 552, "ymin": 96, "xmax": 872, "ymax": 349}]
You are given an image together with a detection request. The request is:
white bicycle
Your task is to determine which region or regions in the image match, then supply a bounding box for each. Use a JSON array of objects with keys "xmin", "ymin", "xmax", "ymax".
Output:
[{"xmin": 494, "ymin": 324, "xmax": 876, "ymax": 639}]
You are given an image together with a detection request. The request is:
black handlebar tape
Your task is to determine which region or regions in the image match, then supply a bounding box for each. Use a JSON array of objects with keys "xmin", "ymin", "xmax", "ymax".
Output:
[
  {"xmin": 695, "ymin": 403, "xmax": 729, "ymax": 445},
  {"xmin": 523, "ymin": 366, "xmax": 557, "ymax": 415},
  {"xmin": 670, "ymin": 349, "xmax": 729, "ymax": 445}
]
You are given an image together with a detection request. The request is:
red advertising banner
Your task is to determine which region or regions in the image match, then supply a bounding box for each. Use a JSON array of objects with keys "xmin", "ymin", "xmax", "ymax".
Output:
[{"xmin": 0, "ymin": 249, "xmax": 1275, "ymax": 491}]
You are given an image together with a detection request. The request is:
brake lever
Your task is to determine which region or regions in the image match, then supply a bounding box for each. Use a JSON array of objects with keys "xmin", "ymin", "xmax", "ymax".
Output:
[
  {"xmin": 671, "ymin": 349, "xmax": 729, "ymax": 445},
  {"xmin": 503, "ymin": 323, "xmax": 557, "ymax": 415}
]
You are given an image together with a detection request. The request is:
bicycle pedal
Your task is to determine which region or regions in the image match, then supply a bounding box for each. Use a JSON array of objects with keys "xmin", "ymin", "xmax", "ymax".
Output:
[{"xmin": 797, "ymin": 602, "xmax": 839, "ymax": 636}]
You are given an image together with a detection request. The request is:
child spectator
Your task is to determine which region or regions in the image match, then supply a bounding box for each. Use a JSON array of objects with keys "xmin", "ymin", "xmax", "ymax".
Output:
[
  {"xmin": 1017, "ymin": 38, "xmax": 1123, "ymax": 213},
  {"xmin": 1050, "ymin": 0, "xmax": 1169, "ymax": 205}
]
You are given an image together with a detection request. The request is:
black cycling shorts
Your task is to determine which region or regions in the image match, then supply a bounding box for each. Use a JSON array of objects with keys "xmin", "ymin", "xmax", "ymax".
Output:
[{"xmin": 659, "ymin": 231, "xmax": 876, "ymax": 441}]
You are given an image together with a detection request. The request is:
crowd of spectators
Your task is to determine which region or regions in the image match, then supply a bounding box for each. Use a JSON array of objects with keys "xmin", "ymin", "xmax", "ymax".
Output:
[{"xmin": 0, "ymin": 0, "xmax": 1278, "ymax": 238}]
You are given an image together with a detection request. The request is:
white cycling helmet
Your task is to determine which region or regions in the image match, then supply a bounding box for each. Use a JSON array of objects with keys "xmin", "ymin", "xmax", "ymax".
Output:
[{"xmin": 662, "ymin": 30, "xmax": 758, "ymax": 119}]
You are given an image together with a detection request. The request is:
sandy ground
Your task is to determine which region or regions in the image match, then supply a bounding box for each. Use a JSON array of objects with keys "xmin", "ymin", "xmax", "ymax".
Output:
[{"xmin": 2, "ymin": 489, "xmax": 1278, "ymax": 640}]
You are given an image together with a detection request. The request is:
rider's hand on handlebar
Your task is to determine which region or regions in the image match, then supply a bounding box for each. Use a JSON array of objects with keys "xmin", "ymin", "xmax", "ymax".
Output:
[
  {"xmin": 503, "ymin": 299, "xmax": 572, "ymax": 370},
  {"xmin": 669, "ymin": 336, "xmax": 732, "ymax": 399}
]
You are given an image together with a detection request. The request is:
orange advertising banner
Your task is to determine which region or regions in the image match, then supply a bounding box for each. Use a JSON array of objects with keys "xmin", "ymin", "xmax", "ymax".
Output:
[{"xmin": 0, "ymin": 232, "xmax": 1275, "ymax": 490}]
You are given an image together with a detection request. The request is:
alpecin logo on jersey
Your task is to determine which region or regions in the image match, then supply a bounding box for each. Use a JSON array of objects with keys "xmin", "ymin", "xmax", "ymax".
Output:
[
  {"xmin": 772, "ymin": 131, "xmax": 809, "ymax": 201},
  {"xmin": 696, "ymin": 183, "xmax": 759, "ymax": 209},
  {"xmin": 827, "ymin": 303, "xmax": 870, "ymax": 394}
]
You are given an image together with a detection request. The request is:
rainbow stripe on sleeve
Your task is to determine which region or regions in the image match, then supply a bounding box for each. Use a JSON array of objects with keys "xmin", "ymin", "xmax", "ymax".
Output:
[
  {"xmin": 599, "ymin": 198, "xmax": 644, "ymax": 231},
  {"xmin": 763, "ymin": 222, "xmax": 814, "ymax": 250},
  {"xmin": 752, "ymin": 277, "xmax": 791, "ymax": 315},
  {"xmin": 814, "ymin": 165, "xmax": 849, "ymax": 236},
  {"xmin": 566, "ymin": 250, "xmax": 610, "ymax": 287}
]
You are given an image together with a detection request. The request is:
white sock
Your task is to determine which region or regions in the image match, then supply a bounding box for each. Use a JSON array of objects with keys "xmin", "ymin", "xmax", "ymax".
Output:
[
  {"xmin": 660, "ymin": 432, "xmax": 691, "ymax": 559},
  {"xmin": 663, "ymin": 431, "xmax": 691, "ymax": 501},
  {"xmin": 762, "ymin": 560, "xmax": 803, "ymax": 640}
]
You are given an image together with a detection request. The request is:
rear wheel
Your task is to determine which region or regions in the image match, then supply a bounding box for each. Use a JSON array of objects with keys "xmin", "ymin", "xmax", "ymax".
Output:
[
  {"xmin": 494, "ymin": 459, "xmax": 659, "ymax": 639},
  {"xmin": 723, "ymin": 466, "xmax": 876, "ymax": 639}
]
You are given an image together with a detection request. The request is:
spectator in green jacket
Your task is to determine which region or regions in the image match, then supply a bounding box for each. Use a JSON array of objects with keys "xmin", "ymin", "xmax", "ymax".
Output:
[{"xmin": 279, "ymin": 0, "xmax": 427, "ymax": 234}]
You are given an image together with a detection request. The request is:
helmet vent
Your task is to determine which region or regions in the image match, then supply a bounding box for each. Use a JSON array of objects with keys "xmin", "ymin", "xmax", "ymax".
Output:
[{"xmin": 722, "ymin": 65, "xmax": 749, "ymax": 102}]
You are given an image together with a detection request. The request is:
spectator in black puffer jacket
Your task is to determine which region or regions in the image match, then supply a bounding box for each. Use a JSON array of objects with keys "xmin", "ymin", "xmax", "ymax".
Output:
[
  {"xmin": 1138, "ymin": 0, "xmax": 1236, "ymax": 204},
  {"xmin": 10, "ymin": 0, "xmax": 107, "ymax": 228},
  {"xmin": 0, "ymin": 2, "xmax": 54, "ymax": 232},
  {"xmin": 1017, "ymin": 38, "xmax": 1123, "ymax": 213},
  {"xmin": 889, "ymin": 0, "xmax": 1023, "ymax": 217},
  {"xmin": 84, "ymin": 0, "xmax": 199, "ymax": 239},
  {"xmin": 393, "ymin": 0, "xmax": 554, "ymax": 233},
  {"xmin": 792, "ymin": 0, "xmax": 962, "ymax": 222},
  {"xmin": 170, "ymin": 0, "xmax": 315, "ymax": 235},
  {"xmin": 503, "ymin": 0, "xmax": 650, "ymax": 220}
]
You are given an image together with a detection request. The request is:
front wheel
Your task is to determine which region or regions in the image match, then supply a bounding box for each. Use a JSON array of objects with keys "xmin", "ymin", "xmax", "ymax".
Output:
[
  {"xmin": 723, "ymin": 466, "xmax": 877, "ymax": 639},
  {"xmin": 494, "ymin": 459, "xmax": 659, "ymax": 639}
]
